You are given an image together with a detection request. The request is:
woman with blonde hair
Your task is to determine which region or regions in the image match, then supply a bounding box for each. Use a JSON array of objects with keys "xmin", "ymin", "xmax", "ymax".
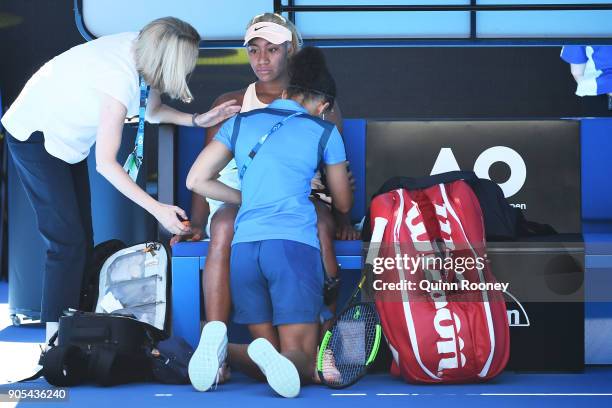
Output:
[{"xmin": 1, "ymin": 17, "xmax": 240, "ymax": 332}]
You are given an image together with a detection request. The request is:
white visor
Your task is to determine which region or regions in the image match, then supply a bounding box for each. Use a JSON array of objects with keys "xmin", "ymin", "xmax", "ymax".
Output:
[{"xmin": 243, "ymin": 22, "xmax": 292, "ymax": 46}]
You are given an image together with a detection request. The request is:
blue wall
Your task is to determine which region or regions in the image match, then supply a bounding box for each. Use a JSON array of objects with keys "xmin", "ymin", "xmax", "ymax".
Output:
[{"xmin": 582, "ymin": 118, "xmax": 612, "ymax": 231}]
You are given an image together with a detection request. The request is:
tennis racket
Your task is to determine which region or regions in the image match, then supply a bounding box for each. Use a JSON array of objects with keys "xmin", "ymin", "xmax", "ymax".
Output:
[{"xmin": 316, "ymin": 218, "xmax": 387, "ymax": 388}]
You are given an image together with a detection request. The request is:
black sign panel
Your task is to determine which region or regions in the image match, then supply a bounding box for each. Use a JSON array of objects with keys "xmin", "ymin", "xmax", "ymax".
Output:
[
  {"xmin": 366, "ymin": 120, "xmax": 581, "ymax": 233},
  {"xmin": 489, "ymin": 243, "xmax": 584, "ymax": 371}
]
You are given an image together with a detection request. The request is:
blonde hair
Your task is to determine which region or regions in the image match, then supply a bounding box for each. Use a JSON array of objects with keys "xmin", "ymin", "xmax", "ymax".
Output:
[
  {"xmin": 134, "ymin": 17, "xmax": 199, "ymax": 102},
  {"xmin": 246, "ymin": 13, "xmax": 303, "ymax": 56}
]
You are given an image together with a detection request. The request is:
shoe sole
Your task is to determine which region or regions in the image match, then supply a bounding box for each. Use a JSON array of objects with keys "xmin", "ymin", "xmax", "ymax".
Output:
[
  {"xmin": 188, "ymin": 321, "xmax": 227, "ymax": 392},
  {"xmin": 247, "ymin": 338, "xmax": 300, "ymax": 398}
]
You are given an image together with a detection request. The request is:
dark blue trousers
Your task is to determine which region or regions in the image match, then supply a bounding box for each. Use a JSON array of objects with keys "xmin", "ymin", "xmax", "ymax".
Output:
[{"xmin": 7, "ymin": 132, "xmax": 93, "ymax": 322}]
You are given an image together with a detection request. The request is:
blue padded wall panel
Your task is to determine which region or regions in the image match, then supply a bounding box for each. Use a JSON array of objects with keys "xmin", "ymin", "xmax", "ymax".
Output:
[
  {"xmin": 581, "ymin": 118, "xmax": 612, "ymax": 221},
  {"xmin": 171, "ymin": 256, "xmax": 201, "ymax": 348},
  {"xmin": 343, "ymin": 119, "xmax": 367, "ymax": 223},
  {"xmin": 176, "ymin": 126, "xmax": 206, "ymax": 217},
  {"xmin": 581, "ymin": 118, "xmax": 612, "ymax": 363}
]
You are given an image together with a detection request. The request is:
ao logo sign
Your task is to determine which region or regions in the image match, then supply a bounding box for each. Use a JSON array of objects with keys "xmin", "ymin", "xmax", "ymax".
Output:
[{"xmin": 431, "ymin": 146, "xmax": 527, "ymax": 198}]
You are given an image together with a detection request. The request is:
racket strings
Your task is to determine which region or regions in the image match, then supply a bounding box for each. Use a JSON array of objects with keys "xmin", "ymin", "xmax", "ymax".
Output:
[{"xmin": 321, "ymin": 303, "xmax": 379, "ymax": 387}]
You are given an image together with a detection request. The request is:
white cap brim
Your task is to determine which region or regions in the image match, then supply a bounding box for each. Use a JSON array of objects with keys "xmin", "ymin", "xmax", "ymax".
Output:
[{"xmin": 243, "ymin": 22, "xmax": 292, "ymax": 46}]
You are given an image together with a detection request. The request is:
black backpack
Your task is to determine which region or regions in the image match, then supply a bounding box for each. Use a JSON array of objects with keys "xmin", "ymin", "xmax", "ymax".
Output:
[
  {"xmin": 23, "ymin": 312, "xmax": 164, "ymax": 386},
  {"xmin": 20, "ymin": 240, "xmax": 191, "ymax": 386}
]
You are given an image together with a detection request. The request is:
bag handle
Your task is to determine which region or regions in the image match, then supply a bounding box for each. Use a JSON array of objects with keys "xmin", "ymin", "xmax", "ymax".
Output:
[{"xmin": 373, "ymin": 171, "xmax": 477, "ymax": 199}]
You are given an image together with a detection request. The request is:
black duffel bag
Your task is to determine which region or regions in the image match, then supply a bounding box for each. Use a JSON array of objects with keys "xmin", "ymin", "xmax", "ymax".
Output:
[{"xmin": 22, "ymin": 311, "xmax": 166, "ymax": 387}]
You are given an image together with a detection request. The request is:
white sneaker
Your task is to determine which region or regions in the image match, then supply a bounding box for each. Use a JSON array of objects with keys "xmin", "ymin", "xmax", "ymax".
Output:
[
  {"xmin": 188, "ymin": 321, "xmax": 228, "ymax": 392},
  {"xmin": 247, "ymin": 338, "xmax": 300, "ymax": 398}
]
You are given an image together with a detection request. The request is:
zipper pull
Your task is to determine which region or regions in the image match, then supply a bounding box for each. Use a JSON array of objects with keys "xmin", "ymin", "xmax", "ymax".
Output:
[{"xmin": 143, "ymin": 243, "xmax": 157, "ymax": 257}]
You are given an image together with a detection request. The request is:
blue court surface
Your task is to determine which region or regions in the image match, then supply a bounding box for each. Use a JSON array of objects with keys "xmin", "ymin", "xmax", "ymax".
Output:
[{"xmin": 2, "ymin": 281, "xmax": 612, "ymax": 408}]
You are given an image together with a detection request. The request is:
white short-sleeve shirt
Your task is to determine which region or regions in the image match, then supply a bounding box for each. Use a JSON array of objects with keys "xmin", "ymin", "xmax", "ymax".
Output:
[{"xmin": 1, "ymin": 32, "xmax": 143, "ymax": 164}]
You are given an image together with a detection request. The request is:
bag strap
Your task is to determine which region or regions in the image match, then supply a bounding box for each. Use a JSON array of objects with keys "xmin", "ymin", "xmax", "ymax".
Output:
[
  {"xmin": 229, "ymin": 114, "xmax": 243, "ymax": 154},
  {"xmin": 18, "ymin": 368, "xmax": 44, "ymax": 383},
  {"xmin": 17, "ymin": 329, "xmax": 60, "ymax": 383},
  {"xmin": 41, "ymin": 345, "xmax": 87, "ymax": 386},
  {"xmin": 238, "ymin": 111, "xmax": 304, "ymax": 180},
  {"xmin": 88, "ymin": 346, "xmax": 119, "ymax": 386}
]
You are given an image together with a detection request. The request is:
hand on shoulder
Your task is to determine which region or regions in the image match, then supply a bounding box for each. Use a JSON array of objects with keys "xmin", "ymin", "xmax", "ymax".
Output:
[{"xmin": 194, "ymin": 99, "xmax": 241, "ymax": 128}]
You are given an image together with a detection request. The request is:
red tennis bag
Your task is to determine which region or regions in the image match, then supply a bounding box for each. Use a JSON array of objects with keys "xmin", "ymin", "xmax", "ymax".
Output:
[{"xmin": 369, "ymin": 179, "xmax": 509, "ymax": 383}]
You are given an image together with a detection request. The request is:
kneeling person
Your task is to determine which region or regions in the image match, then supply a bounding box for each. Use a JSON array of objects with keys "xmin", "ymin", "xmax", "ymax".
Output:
[{"xmin": 186, "ymin": 47, "xmax": 352, "ymax": 397}]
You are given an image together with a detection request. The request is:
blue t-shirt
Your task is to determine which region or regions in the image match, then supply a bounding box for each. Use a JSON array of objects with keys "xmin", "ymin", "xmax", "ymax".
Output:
[
  {"xmin": 214, "ymin": 99, "xmax": 346, "ymax": 249},
  {"xmin": 561, "ymin": 46, "xmax": 612, "ymax": 94}
]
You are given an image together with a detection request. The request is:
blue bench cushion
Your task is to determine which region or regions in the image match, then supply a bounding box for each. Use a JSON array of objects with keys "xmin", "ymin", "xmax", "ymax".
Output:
[
  {"xmin": 172, "ymin": 240, "xmax": 362, "ymax": 257},
  {"xmin": 171, "ymin": 241, "xmax": 209, "ymax": 257},
  {"xmin": 584, "ymin": 232, "xmax": 612, "ymax": 256}
]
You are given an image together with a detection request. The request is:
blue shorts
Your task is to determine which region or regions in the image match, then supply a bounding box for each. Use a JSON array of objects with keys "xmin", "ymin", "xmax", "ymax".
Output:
[{"xmin": 230, "ymin": 240, "xmax": 324, "ymax": 326}]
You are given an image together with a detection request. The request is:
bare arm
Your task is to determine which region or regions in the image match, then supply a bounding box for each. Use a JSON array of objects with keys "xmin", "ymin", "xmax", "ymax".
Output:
[
  {"xmin": 325, "ymin": 103, "xmax": 352, "ymax": 184},
  {"xmin": 177, "ymin": 91, "xmax": 244, "ymax": 243},
  {"xmin": 186, "ymin": 141, "xmax": 241, "ymax": 205},
  {"xmin": 205, "ymin": 91, "xmax": 245, "ymax": 144},
  {"xmin": 147, "ymin": 89, "xmax": 241, "ymax": 127},
  {"xmin": 325, "ymin": 162, "xmax": 353, "ymax": 215},
  {"xmin": 324, "ymin": 102, "xmax": 360, "ymax": 239},
  {"xmin": 95, "ymin": 93, "xmax": 190, "ymax": 235},
  {"xmin": 185, "ymin": 94, "xmax": 234, "ymax": 236}
]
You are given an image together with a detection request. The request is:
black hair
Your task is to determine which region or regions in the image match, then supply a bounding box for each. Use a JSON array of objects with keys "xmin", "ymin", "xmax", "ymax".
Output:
[{"xmin": 286, "ymin": 46, "xmax": 336, "ymax": 109}]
